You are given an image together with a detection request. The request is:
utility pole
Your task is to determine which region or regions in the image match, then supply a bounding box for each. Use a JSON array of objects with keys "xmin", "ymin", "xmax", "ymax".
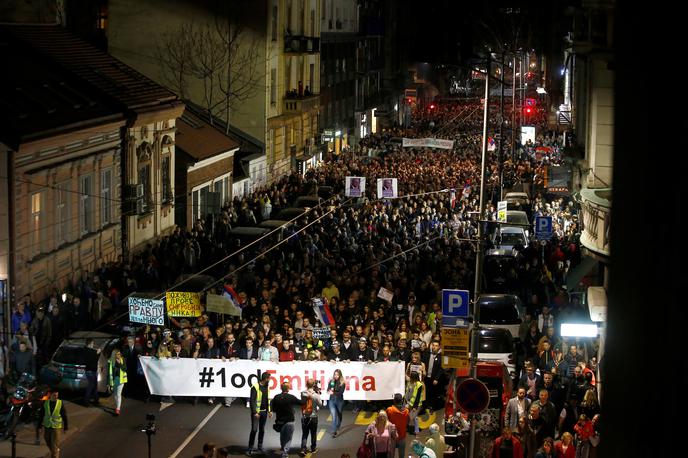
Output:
[
  {"xmin": 511, "ymin": 53, "xmax": 517, "ymax": 161},
  {"xmin": 498, "ymin": 52, "xmax": 505, "ymax": 200},
  {"xmin": 468, "ymin": 53, "xmax": 490, "ymax": 458}
]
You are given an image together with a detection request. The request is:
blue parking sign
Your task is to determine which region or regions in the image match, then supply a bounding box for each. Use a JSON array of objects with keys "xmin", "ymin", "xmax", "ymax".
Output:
[
  {"xmin": 442, "ymin": 289, "xmax": 470, "ymax": 318},
  {"xmin": 535, "ymin": 216, "xmax": 553, "ymax": 240}
]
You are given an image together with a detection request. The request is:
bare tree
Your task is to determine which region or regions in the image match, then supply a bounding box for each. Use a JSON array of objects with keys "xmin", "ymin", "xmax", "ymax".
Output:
[{"xmin": 156, "ymin": 16, "xmax": 262, "ymax": 130}]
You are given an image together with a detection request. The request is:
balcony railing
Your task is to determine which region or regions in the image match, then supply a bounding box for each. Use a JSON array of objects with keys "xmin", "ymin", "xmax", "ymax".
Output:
[
  {"xmin": 283, "ymin": 93, "xmax": 320, "ymax": 113},
  {"xmin": 579, "ymin": 186, "xmax": 612, "ymax": 257},
  {"xmin": 284, "ymin": 35, "xmax": 320, "ymax": 54}
]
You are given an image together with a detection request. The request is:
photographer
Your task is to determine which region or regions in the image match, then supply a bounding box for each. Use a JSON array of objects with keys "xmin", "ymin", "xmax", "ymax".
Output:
[{"xmin": 299, "ymin": 378, "xmax": 321, "ymax": 456}]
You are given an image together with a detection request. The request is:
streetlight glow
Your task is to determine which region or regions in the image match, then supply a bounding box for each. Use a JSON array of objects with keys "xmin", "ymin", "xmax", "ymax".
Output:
[{"xmin": 560, "ymin": 323, "xmax": 598, "ymax": 337}]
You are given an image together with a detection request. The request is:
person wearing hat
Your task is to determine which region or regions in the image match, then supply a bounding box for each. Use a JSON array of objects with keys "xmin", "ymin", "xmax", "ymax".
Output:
[
  {"xmin": 353, "ymin": 337, "xmax": 373, "ymax": 362},
  {"xmin": 328, "ymin": 340, "xmax": 347, "ymax": 362},
  {"xmin": 37, "ymin": 389, "xmax": 68, "ymax": 458},
  {"xmin": 248, "ymin": 372, "xmax": 272, "ymax": 455},
  {"xmin": 386, "ymin": 393, "xmax": 410, "ymax": 457}
]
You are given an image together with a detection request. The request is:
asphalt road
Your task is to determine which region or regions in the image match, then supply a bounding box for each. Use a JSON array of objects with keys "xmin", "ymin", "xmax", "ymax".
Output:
[{"xmin": 59, "ymin": 396, "xmax": 443, "ymax": 458}]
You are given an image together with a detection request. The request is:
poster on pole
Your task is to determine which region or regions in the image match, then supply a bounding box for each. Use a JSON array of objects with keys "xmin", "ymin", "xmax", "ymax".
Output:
[
  {"xmin": 497, "ymin": 200, "xmax": 508, "ymax": 222},
  {"xmin": 441, "ymin": 326, "xmax": 469, "ymax": 369},
  {"xmin": 345, "ymin": 176, "xmax": 366, "ymax": 197},
  {"xmin": 128, "ymin": 297, "xmax": 165, "ymax": 326},
  {"xmin": 166, "ymin": 291, "xmax": 202, "ymax": 317}
]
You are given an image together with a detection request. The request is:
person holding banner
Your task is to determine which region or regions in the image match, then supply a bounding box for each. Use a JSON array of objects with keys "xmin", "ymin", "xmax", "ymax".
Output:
[{"xmin": 248, "ymin": 372, "xmax": 272, "ymax": 455}]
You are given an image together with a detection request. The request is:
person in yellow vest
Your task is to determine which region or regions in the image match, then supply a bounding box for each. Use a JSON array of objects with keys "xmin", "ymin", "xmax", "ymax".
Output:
[
  {"xmin": 37, "ymin": 390, "xmax": 68, "ymax": 458},
  {"xmin": 405, "ymin": 372, "xmax": 425, "ymax": 435},
  {"xmin": 247, "ymin": 372, "xmax": 272, "ymax": 455},
  {"xmin": 108, "ymin": 349, "xmax": 127, "ymax": 416}
]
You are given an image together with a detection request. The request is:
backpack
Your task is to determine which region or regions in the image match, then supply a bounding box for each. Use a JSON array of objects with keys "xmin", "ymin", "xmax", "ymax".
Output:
[{"xmin": 301, "ymin": 396, "xmax": 313, "ymax": 416}]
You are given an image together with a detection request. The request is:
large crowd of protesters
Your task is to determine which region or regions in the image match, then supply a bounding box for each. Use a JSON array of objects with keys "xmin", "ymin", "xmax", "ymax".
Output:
[{"xmin": 2, "ymin": 96, "xmax": 601, "ymax": 458}]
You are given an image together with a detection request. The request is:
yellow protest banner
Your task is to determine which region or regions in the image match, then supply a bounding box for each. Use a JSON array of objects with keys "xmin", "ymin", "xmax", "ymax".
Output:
[
  {"xmin": 166, "ymin": 291, "xmax": 202, "ymax": 317},
  {"xmin": 441, "ymin": 326, "xmax": 469, "ymax": 369}
]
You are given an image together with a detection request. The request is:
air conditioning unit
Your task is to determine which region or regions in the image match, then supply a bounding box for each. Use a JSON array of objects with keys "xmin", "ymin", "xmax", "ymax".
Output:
[
  {"xmin": 135, "ymin": 183, "xmax": 144, "ymax": 198},
  {"xmin": 124, "ymin": 183, "xmax": 144, "ymax": 199},
  {"xmin": 286, "ymin": 38, "xmax": 301, "ymax": 52},
  {"xmin": 136, "ymin": 199, "xmax": 145, "ymax": 214}
]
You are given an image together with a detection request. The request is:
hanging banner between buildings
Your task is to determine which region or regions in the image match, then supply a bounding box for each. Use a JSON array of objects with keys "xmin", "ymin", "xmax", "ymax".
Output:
[
  {"xmin": 166, "ymin": 291, "xmax": 202, "ymax": 317},
  {"xmin": 402, "ymin": 137, "xmax": 455, "ymax": 150},
  {"xmin": 128, "ymin": 297, "xmax": 165, "ymax": 326},
  {"xmin": 139, "ymin": 357, "xmax": 405, "ymax": 400}
]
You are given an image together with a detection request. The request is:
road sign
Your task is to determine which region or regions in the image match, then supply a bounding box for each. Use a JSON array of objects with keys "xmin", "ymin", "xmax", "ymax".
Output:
[
  {"xmin": 456, "ymin": 378, "xmax": 490, "ymax": 414},
  {"xmin": 441, "ymin": 326, "xmax": 469, "ymax": 369},
  {"xmin": 442, "ymin": 289, "xmax": 469, "ymax": 318},
  {"xmin": 497, "ymin": 201, "xmax": 507, "ymax": 222},
  {"xmin": 535, "ymin": 216, "xmax": 553, "ymax": 240}
]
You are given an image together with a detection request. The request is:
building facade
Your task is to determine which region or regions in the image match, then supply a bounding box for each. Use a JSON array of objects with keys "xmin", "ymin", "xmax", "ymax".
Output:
[{"xmin": 319, "ymin": 0, "xmax": 358, "ymax": 154}]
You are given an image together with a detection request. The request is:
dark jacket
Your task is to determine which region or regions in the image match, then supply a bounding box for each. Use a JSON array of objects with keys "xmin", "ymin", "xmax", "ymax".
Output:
[
  {"xmin": 272, "ymin": 392, "xmax": 302, "ymax": 424},
  {"xmin": 239, "ymin": 345, "xmax": 258, "ymax": 360}
]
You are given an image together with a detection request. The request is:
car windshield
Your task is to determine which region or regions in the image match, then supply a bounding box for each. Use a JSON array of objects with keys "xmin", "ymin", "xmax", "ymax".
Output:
[
  {"xmin": 479, "ymin": 336, "xmax": 513, "ymax": 353},
  {"xmin": 53, "ymin": 346, "xmax": 95, "ymax": 368},
  {"xmin": 499, "ymin": 232, "xmax": 525, "ymax": 245},
  {"xmin": 480, "ymin": 303, "xmax": 520, "ymax": 324}
]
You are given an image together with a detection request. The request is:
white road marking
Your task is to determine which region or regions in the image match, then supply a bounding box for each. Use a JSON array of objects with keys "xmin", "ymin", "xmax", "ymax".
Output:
[
  {"xmin": 168, "ymin": 404, "xmax": 222, "ymax": 458},
  {"xmin": 159, "ymin": 402, "xmax": 174, "ymax": 412}
]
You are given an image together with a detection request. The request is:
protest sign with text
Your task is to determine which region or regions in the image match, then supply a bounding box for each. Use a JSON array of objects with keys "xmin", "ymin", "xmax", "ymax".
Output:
[
  {"xmin": 166, "ymin": 291, "xmax": 202, "ymax": 317},
  {"xmin": 128, "ymin": 297, "xmax": 164, "ymax": 326}
]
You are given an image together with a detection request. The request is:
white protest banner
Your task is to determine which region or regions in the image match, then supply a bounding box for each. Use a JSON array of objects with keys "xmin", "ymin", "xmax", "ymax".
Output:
[
  {"xmin": 402, "ymin": 137, "xmax": 454, "ymax": 150},
  {"xmin": 377, "ymin": 287, "xmax": 394, "ymax": 303},
  {"xmin": 139, "ymin": 357, "xmax": 404, "ymax": 400},
  {"xmin": 128, "ymin": 297, "xmax": 164, "ymax": 326},
  {"xmin": 206, "ymin": 293, "xmax": 242, "ymax": 316}
]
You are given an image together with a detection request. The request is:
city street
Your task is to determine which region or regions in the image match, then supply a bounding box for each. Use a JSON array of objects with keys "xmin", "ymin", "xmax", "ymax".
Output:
[{"xmin": 50, "ymin": 397, "xmax": 442, "ymax": 457}]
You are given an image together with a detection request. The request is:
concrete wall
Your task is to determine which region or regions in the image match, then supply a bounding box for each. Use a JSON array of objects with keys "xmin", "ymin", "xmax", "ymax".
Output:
[{"xmin": 585, "ymin": 58, "xmax": 614, "ymax": 188}]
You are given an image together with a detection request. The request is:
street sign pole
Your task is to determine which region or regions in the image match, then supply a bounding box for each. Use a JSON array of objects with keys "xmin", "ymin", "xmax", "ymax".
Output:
[{"xmin": 469, "ymin": 52, "xmax": 491, "ymax": 458}]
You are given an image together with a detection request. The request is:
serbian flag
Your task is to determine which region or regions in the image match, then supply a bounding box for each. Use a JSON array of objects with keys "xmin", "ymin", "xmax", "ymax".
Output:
[
  {"xmin": 223, "ymin": 285, "xmax": 242, "ymax": 309},
  {"xmin": 312, "ymin": 297, "xmax": 336, "ymax": 327},
  {"xmin": 450, "ymin": 188, "xmax": 457, "ymax": 209}
]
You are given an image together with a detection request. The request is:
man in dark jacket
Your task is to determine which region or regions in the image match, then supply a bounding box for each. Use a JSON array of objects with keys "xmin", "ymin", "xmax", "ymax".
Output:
[{"xmin": 272, "ymin": 381, "xmax": 303, "ymax": 458}]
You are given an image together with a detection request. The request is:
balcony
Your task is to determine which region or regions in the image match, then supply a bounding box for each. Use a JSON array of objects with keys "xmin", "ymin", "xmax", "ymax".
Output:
[
  {"xmin": 579, "ymin": 186, "xmax": 612, "ymax": 258},
  {"xmin": 283, "ymin": 93, "xmax": 320, "ymax": 113},
  {"xmin": 284, "ymin": 35, "xmax": 320, "ymax": 54}
]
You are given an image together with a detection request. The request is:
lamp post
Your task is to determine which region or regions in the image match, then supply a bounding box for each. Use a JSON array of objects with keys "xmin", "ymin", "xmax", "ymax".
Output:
[{"xmin": 468, "ymin": 52, "xmax": 491, "ymax": 458}]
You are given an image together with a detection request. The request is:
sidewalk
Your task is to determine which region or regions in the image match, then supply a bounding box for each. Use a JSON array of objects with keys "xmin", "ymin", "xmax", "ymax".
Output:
[{"xmin": 0, "ymin": 399, "xmax": 106, "ymax": 458}]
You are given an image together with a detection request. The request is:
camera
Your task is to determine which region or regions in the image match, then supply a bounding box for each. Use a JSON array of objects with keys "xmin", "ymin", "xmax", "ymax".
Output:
[{"xmin": 312, "ymin": 380, "xmax": 321, "ymax": 394}]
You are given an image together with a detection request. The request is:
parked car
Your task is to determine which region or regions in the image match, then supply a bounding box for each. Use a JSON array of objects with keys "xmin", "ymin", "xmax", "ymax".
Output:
[
  {"xmin": 483, "ymin": 249, "xmax": 519, "ymax": 293},
  {"xmin": 474, "ymin": 294, "xmax": 523, "ymax": 341},
  {"xmin": 472, "ymin": 328, "xmax": 517, "ymax": 379},
  {"xmin": 275, "ymin": 207, "xmax": 308, "ymax": 221},
  {"xmin": 292, "ymin": 195, "xmax": 323, "ymax": 209},
  {"xmin": 41, "ymin": 331, "xmax": 119, "ymax": 394},
  {"xmin": 492, "ymin": 225, "xmax": 529, "ymax": 251},
  {"xmin": 258, "ymin": 219, "xmax": 294, "ymax": 242}
]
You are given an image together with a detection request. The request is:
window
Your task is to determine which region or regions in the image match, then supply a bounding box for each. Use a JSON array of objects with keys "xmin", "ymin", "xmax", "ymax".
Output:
[
  {"xmin": 55, "ymin": 183, "xmax": 70, "ymax": 245},
  {"xmin": 137, "ymin": 142, "xmax": 153, "ymax": 212},
  {"xmin": 309, "ymin": 63, "xmax": 314, "ymax": 93},
  {"xmin": 270, "ymin": 68, "xmax": 277, "ymax": 105},
  {"xmin": 271, "ymin": 2, "xmax": 278, "ymax": 40},
  {"xmin": 161, "ymin": 155, "xmax": 171, "ymax": 202},
  {"xmin": 101, "ymin": 169, "xmax": 112, "ymax": 226},
  {"xmin": 311, "ymin": 9, "xmax": 315, "ymax": 35},
  {"xmin": 30, "ymin": 191, "xmax": 45, "ymax": 256},
  {"xmin": 79, "ymin": 175, "xmax": 94, "ymax": 235},
  {"xmin": 321, "ymin": 0, "xmax": 325, "ymax": 20}
]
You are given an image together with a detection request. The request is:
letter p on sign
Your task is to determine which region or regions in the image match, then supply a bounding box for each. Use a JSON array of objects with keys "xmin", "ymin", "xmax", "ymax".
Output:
[{"xmin": 442, "ymin": 289, "xmax": 469, "ymax": 318}]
